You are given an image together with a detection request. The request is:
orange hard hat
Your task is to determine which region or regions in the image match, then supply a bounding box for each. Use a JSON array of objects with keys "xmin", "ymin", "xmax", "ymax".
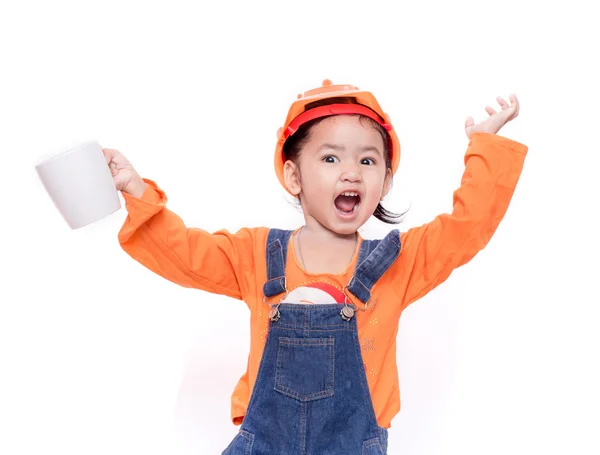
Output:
[{"xmin": 274, "ymin": 79, "xmax": 401, "ymax": 195}]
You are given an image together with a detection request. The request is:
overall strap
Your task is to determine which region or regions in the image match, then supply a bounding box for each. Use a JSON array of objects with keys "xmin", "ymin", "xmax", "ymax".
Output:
[
  {"xmin": 262, "ymin": 228, "xmax": 294, "ymax": 298},
  {"xmin": 346, "ymin": 229, "xmax": 401, "ymax": 304}
]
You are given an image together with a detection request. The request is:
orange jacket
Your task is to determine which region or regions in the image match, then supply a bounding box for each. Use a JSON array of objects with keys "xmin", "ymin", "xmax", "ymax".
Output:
[{"xmin": 117, "ymin": 132, "xmax": 528, "ymax": 428}]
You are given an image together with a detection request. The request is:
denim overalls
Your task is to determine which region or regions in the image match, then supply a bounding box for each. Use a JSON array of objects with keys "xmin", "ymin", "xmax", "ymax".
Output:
[{"xmin": 222, "ymin": 228, "xmax": 401, "ymax": 455}]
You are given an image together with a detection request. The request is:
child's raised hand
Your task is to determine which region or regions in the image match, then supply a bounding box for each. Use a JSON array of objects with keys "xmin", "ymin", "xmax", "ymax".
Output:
[
  {"xmin": 102, "ymin": 147, "xmax": 147, "ymax": 198},
  {"xmin": 465, "ymin": 94, "xmax": 520, "ymax": 138}
]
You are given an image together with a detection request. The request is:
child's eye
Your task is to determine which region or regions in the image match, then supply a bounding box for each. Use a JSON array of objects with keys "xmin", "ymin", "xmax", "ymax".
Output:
[
  {"xmin": 362, "ymin": 158, "xmax": 376, "ymax": 165},
  {"xmin": 323, "ymin": 156, "xmax": 339, "ymax": 163}
]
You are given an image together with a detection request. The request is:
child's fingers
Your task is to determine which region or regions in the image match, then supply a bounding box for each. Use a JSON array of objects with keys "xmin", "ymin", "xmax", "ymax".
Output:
[
  {"xmin": 509, "ymin": 94, "xmax": 519, "ymax": 115},
  {"xmin": 102, "ymin": 148, "xmax": 117, "ymax": 164},
  {"xmin": 485, "ymin": 106, "xmax": 496, "ymax": 116},
  {"xmin": 102, "ymin": 148, "xmax": 130, "ymax": 168},
  {"xmin": 496, "ymin": 96, "xmax": 510, "ymax": 110}
]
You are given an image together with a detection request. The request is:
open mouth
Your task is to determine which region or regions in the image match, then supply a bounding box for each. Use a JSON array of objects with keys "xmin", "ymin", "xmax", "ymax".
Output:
[{"xmin": 334, "ymin": 191, "xmax": 361, "ymax": 217}]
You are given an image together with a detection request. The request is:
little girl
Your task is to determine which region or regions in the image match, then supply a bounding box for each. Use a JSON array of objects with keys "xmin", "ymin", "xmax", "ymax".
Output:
[{"xmin": 103, "ymin": 80, "xmax": 527, "ymax": 454}]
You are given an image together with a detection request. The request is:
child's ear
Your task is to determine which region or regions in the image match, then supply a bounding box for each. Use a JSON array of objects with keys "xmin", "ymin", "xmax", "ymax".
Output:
[
  {"xmin": 283, "ymin": 160, "xmax": 301, "ymax": 196},
  {"xmin": 381, "ymin": 168, "xmax": 393, "ymax": 201}
]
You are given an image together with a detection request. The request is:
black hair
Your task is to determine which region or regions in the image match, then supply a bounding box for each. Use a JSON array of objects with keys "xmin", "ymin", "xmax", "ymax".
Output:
[{"xmin": 282, "ymin": 97, "xmax": 407, "ymax": 224}]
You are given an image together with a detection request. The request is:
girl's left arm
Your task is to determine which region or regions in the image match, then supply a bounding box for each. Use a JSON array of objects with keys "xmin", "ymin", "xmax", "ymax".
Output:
[{"xmin": 397, "ymin": 132, "xmax": 528, "ymax": 309}]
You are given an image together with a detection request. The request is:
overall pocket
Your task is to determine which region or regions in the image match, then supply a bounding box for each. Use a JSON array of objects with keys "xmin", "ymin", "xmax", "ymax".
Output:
[
  {"xmin": 362, "ymin": 436, "xmax": 385, "ymax": 455},
  {"xmin": 274, "ymin": 337, "xmax": 335, "ymax": 402},
  {"xmin": 221, "ymin": 429, "xmax": 254, "ymax": 455}
]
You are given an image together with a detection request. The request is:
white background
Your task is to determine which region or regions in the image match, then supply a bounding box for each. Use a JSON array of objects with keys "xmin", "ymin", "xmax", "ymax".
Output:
[{"xmin": 2, "ymin": 1, "xmax": 599, "ymax": 454}]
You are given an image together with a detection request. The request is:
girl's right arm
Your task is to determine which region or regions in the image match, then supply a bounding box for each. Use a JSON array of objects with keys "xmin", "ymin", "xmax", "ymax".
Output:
[{"xmin": 103, "ymin": 147, "xmax": 263, "ymax": 302}]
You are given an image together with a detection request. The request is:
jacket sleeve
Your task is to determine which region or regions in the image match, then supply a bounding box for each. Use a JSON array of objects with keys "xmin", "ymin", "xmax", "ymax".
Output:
[
  {"xmin": 117, "ymin": 178, "xmax": 260, "ymax": 301},
  {"xmin": 398, "ymin": 132, "xmax": 528, "ymax": 309}
]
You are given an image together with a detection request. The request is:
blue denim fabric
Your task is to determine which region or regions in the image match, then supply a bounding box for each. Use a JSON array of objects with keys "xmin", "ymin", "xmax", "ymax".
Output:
[
  {"xmin": 262, "ymin": 229, "xmax": 294, "ymax": 300},
  {"xmin": 346, "ymin": 231, "xmax": 401, "ymax": 305},
  {"xmin": 223, "ymin": 229, "xmax": 401, "ymax": 455}
]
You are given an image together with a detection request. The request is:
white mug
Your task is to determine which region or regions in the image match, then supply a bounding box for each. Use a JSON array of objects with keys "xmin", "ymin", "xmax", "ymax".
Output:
[{"xmin": 36, "ymin": 141, "xmax": 121, "ymax": 229}]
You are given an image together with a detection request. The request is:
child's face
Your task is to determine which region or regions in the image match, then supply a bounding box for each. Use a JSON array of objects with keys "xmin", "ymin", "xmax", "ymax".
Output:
[{"xmin": 284, "ymin": 115, "xmax": 392, "ymax": 235}]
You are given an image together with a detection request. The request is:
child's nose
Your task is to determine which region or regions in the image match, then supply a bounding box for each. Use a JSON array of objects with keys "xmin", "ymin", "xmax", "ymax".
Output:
[{"xmin": 340, "ymin": 164, "xmax": 361, "ymax": 182}]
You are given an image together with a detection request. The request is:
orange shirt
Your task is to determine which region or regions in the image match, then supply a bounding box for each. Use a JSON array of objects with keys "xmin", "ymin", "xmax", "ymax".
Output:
[{"xmin": 117, "ymin": 132, "xmax": 528, "ymax": 429}]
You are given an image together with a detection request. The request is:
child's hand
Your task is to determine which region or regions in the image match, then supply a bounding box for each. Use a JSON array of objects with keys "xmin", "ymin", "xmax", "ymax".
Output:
[
  {"xmin": 465, "ymin": 94, "xmax": 520, "ymax": 138},
  {"xmin": 102, "ymin": 147, "xmax": 147, "ymax": 198}
]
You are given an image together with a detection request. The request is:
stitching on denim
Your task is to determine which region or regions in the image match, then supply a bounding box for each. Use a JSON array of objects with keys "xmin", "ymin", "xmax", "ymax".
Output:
[
  {"xmin": 277, "ymin": 236, "xmax": 286, "ymax": 278},
  {"xmin": 362, "ymin": 437, "xmax": 385, "ymax": 454},
  {"xmin": 274, "ymin": 383, "xmax": 334, "ymax": 401},
  {"xmin": 266, "ymin": 238, "xmax": 278, "ymax": 279},
  {"xmin": 274, "ymin": 339, "xmax": 284, "ymax": 394},
  {"xmin": 390, "ymin": 229, "xmax": 401, "ymax": 248},
  {"xmin": 355, "ymin": 275, "xmax": 372, "ymax": 300},
  {"xmin": 299, "ymin": 402, "xmax": 307, "ymax": 455},
  {"xmin": 279, "ymin": 338, "xmax": 334, "ymax": 346},
  {"xmin": 273, "ymin": 324, "xmax": 351, "ymax": 332},
  {"xmin": 274, "ymin": 337, "xmax": 335, "ymax": 402},
  {"xmin": 329, "ymin": 335, "xmax": 335, "ymax": 392}
]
